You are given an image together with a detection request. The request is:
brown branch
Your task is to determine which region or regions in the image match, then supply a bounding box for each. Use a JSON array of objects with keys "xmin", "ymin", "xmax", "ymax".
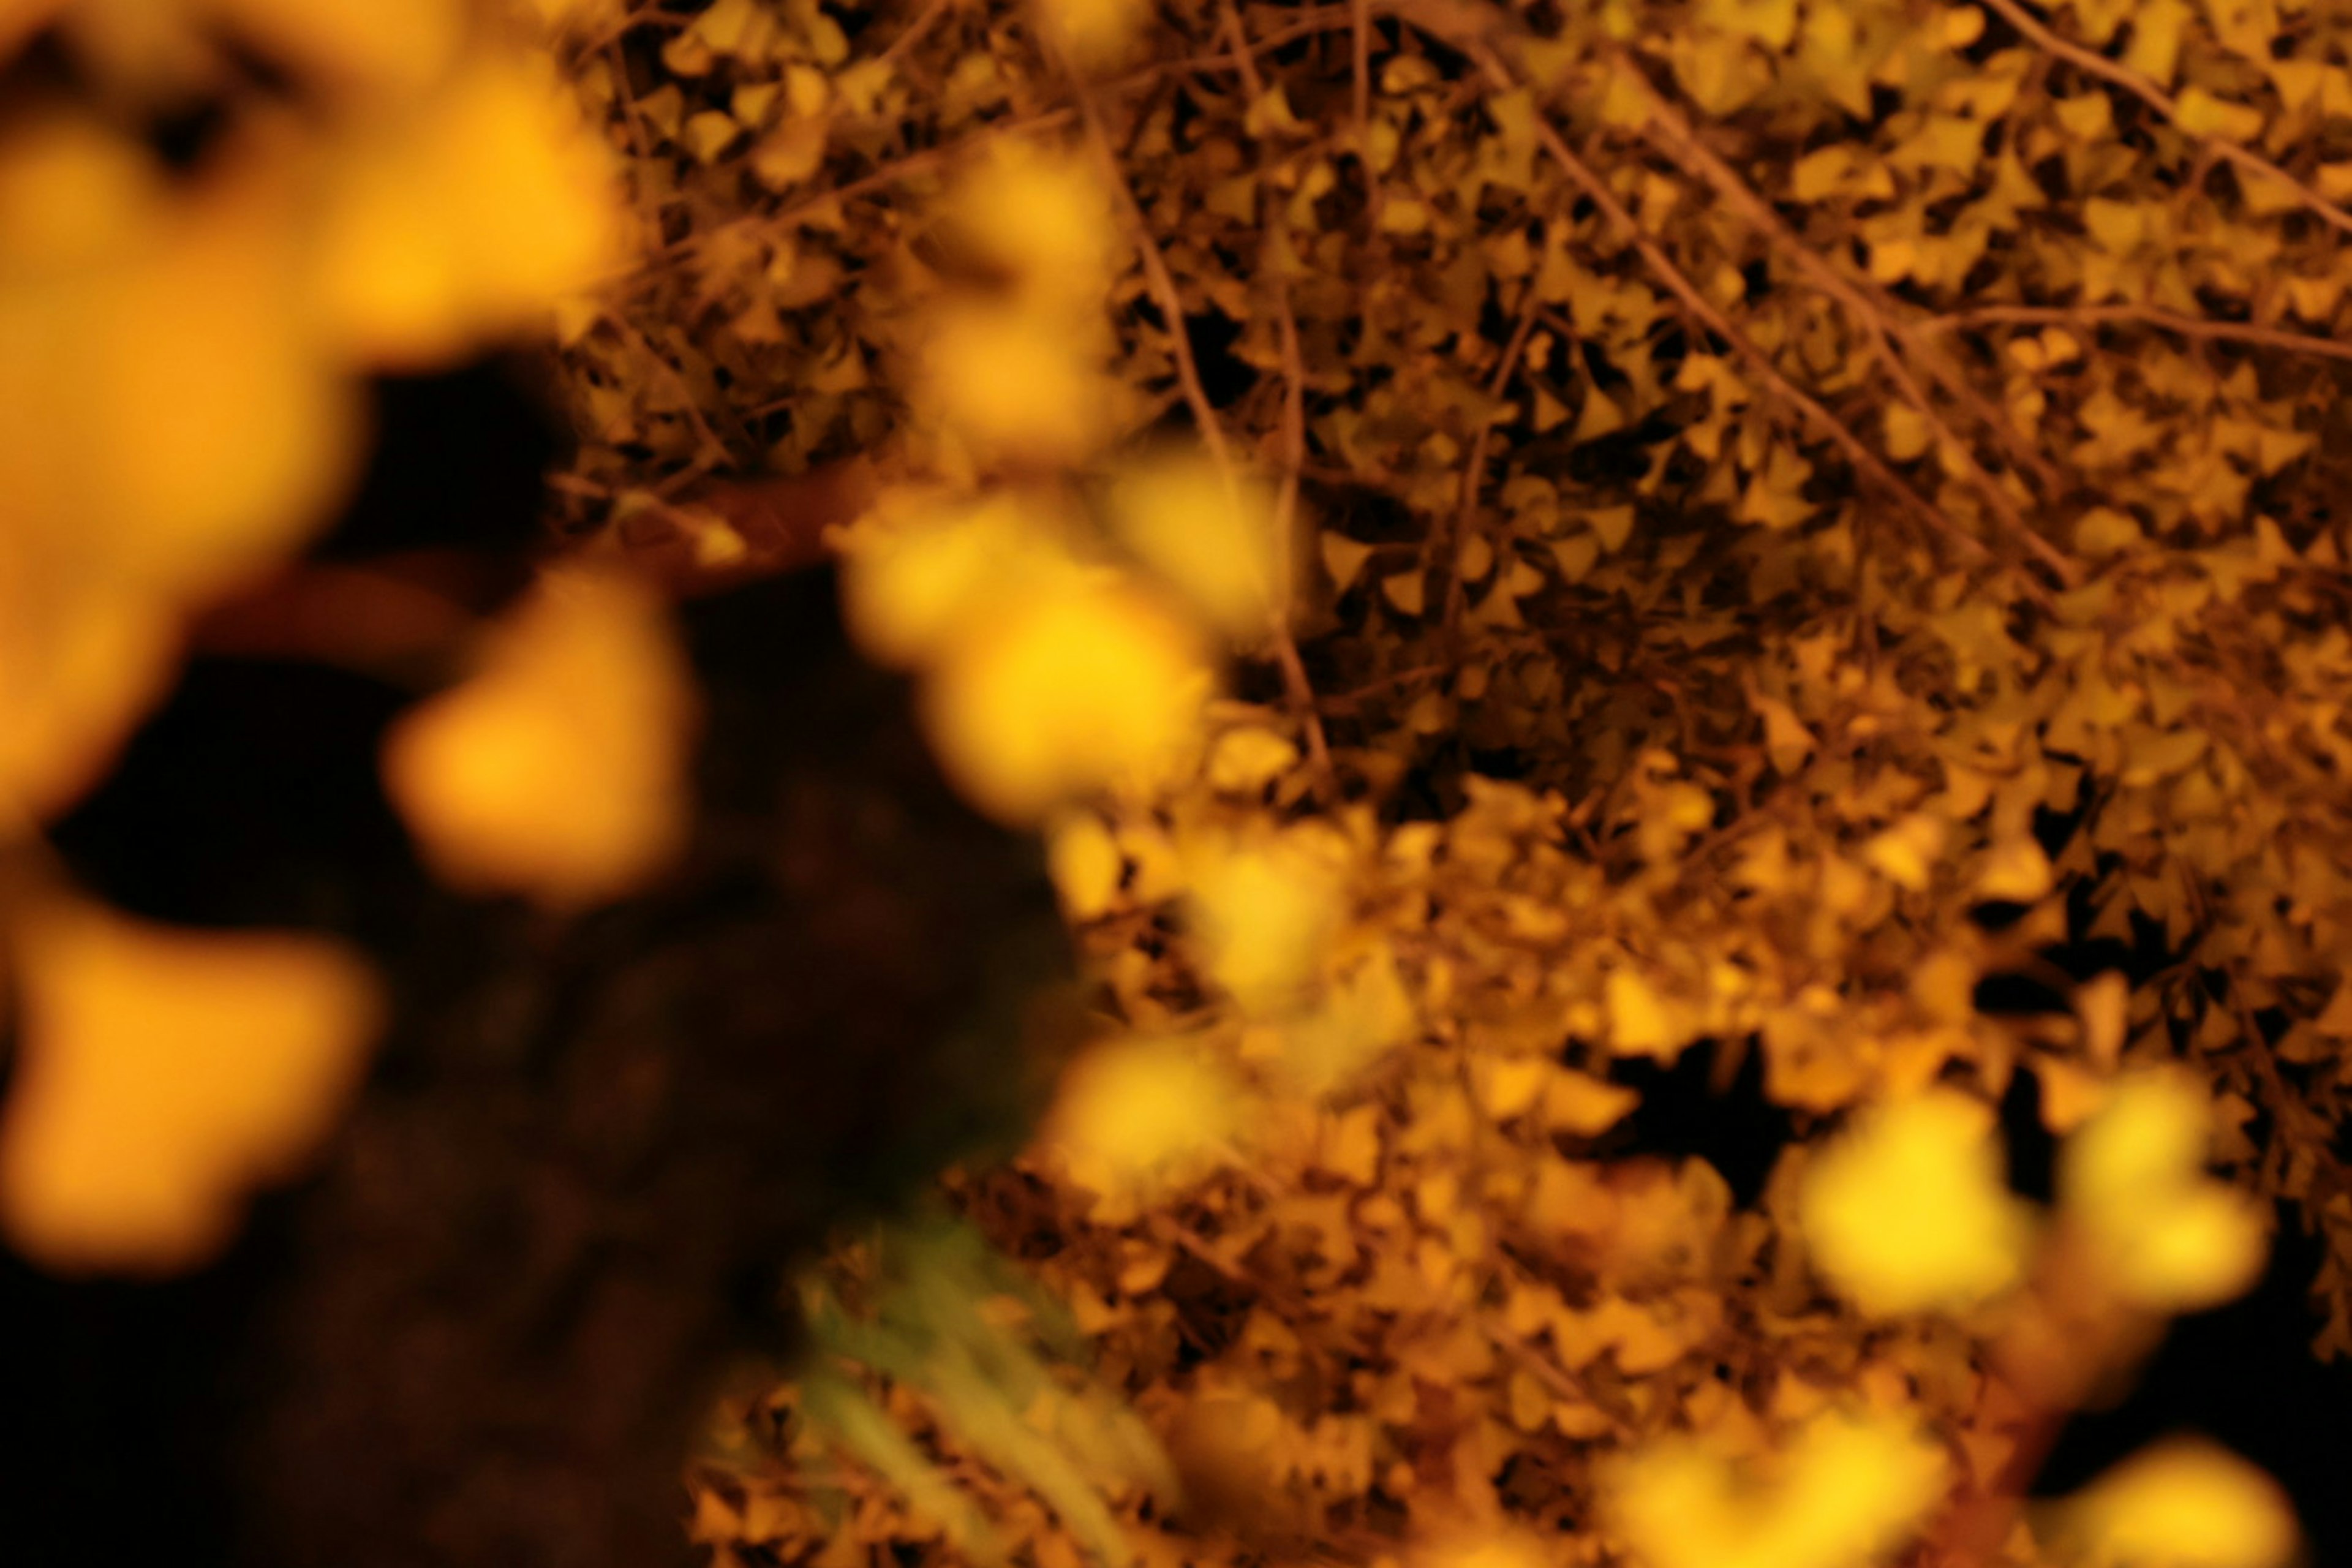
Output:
[
  {"xmin": 1586, "ymin": 47, "xmax": 2080, "ymax": 586},
  {"xmin": 1980, "ymin": 0, "xmax": 2352, "ymax": 242},
  {"xmin": 1929, "ymin": 301, "xmax": 2352, "ymax": 364},
  {"xmin": 1415, "ymin": 43, "xmax": 2015, "ymax": 588},
  {"xmin": 1078, "ymin": 81, "xmax": 1340, "ymax": 805},
  {"xmin": 1440, "ymin": 288, "xmax": 1542, "ymax": 639}
]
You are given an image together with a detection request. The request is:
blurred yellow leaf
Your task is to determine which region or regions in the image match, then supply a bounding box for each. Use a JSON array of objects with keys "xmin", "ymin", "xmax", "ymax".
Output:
[
  {"xmin": 1032, "ymin": 0, "xmax": 1145, "ymax": 68},
  {"xmin": 2055, "ymin": 1439, "xmax": 2297, "ymax": 1568},
  {"xmin": 311, "ymin": 53, "xmax": 624, "ymax": 367},
  {"xmin": 0, "ymin": 898, "xmax": 382, "ymax": 1274},
  {"xmin": 0, "ymin": 575, "xmax": 177, "ymax": 823},
  {"xmin": 839, "ymin": 490, "xmax": 1085, "ymax": 671},
  {"xmin": 1607, "ymin": 968, "xmax": 1688, "ymax": 1060},
  {"xmin": 1047, "ymin": 810, "xmax": 1125, "ymax": 921},
  {"xmin": 0, "ymin": 127, "xmax": 361, "ymax": 601},
  {"xmin": 923, "ymin": 578, "xmax": 1210, "ymax": 823},
  {"xmin": 2060, "ymin": 1071, "xmax": 2266, "ymax": 1311},
  {"xmin": 213, "ymin": 0, "xmax": 466, "ymax": 97},
  {"xmin": 1281, "ymin": 944, "xmax": 1417, "ymax": 1094},
  {"xmin": 1608, "ymin": 1410, "xmax": 1947, "ymax": 1568},
  {"xmin": 916, "ymin": 302, "xmax": 1115, "ymax": 467},
  {"xmin": 944, "ymin": 140, "xmax": 1115, "ymax": 307},
  {"xmin": 1542, "ymin": 1069, "xmax": 1640, "ymax": 1135},
  {"xmin": 1106, "ymin": 449, "xmax": 1289, "ymax": 639},
  {"xmin": 1800, "ymin": 1090, "xmax": 2032, "ymax": 1316},
  {"xmin": 1039, "ymin": 1033, "xmax": 1238, "ymax": 1207},
  {"xmin": 383, "ymin": 567, "xmax": 698, "ymax": 909},
  {"xmin": 1186, "ymin": 831, "xmax": 1346, "ymax": 1012}
]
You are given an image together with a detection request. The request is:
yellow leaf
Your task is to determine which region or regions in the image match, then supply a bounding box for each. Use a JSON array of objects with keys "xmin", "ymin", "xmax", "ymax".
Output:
[
  {"xmin": 0, "ymin": 899, "xmax": 382, "ymax": 1273},
  {"xmin": 924, "ymin": 578, "xmax": 1210, "ymax": 822},
  {"xmin": 1799, "ymin": 1090, "xmax": 2032, "ymax": 1315},
  {"xmin": 1205, "ymin": 726, "xmax": 1300, "ymax": 794},
  {"xmin": 916, "ymin": 301, "xmax": 1115, "ymax": 466},
  {"xmin": 2060, "ymin": 1071, "xmax": 2267, "ymax": 1311},
  {"xmin": 1863, "ymin": 813, "xmax": 1945, "ymax": 892},
  {"xmin": 1047, "ymin": 811, "xmax": 1125, "ymax": 920},
  {"xmin": 1316, "ymin": 1102, "xmax": 1384, "ymax": 1185},
  {"xmin": 1542, "ymin": 1069, "xmax": 1640, "ymax": 1135},
  {"xmin": 1186, "ymin": 832, "xmax": 1346, "ymax": 1012},
  {"xmin": 1106, "ymin": 448, "xmax": 1290, "ymax": 638},
  {"xmin": 383, "ymin": 567, "xmax": 697, "ymax": 909},
  {"xmin": 312, "ymin": 54, "xmax": 624, "ymax": 368},
  {"xmin": 943, "ymin": 140, "xmax": 1115, "ymax": 309},
  {"xmin": 839, "ymin": 490, "xmax": 1076, "ymax": 671},
  {"xmin": 2174, "ymin": 86, "xmax": 2266, "ymax": 141},
  {"xmin": 1281, "ymin": 946, "xmax": 1417, "ymax": 1093},
  {"xmin": 1031, "ymin": 0, "xmax": 1145, "ymax": 67},
  {"xmin": 1607, "ymin": 1410, "xmax": 1948, "ymax": 1568},
  {"xmin": 1322, "ymin": 531, "xmax": 1376, "ymax": 589},
  {"xmin": 1041, "ymin": 1033, "xmax": 1238, "ymax": 1203},
  {"xmin": 2057, "ymin": 1439, "xmax": 2298, "ymax": 1568},
  {"xmin": 1607, "ymin": 968, "xmax": 1687, "ymax": 1060},
  {"xmin": 1977, "ymin": 837, "xmax": 2052, "ymax": 902}
]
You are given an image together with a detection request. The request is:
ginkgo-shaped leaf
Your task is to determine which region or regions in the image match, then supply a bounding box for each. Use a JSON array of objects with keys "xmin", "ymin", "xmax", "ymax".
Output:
[
  {"xmin": 921, "ymin": 576, "xmax": 1210, "ymax": 823},
  {"xmin": 0, "ymin": 896, "xmax": 383, "ymax": 1274},
  {"xmin": 0, "ymin": 110, "xmax": 361, "ymax": 604},
  {"xmin": 382, "ymin": 566, "xmax": 698, "ymax": 910},
  {"xmin": 1105, "ymin": 448, "xmax": 1291, "ymax": 641},
  {"xmin": 1038, "ymin": 1031, "xmax": 1240, "ymax": 1215},
  {"xmin": 310, "ymin": 51, "xmax": 624, "ymax": 368},
  {"xmin": 2059, "ymin": 1071, "xmax": 2266, "ymax": 1312},
  {"xmin": 1608, "ymin": 1409, "xmax": 1948, "ymax": 1568},
  {"xmin": 941, "ymin": 139, "xmax": 1116, "ymax": 309},
  {"xmin": 1799, "ymin": 1090, "xmax": 2033, "ymax": 1316},
  {"xmin": 2051, "ymin": 1438, "xmax": 2298, "ymax": 1568},
  {"xmin": 1184, "ymin": 829, "xmax": 1348, "ymax": 1013}
]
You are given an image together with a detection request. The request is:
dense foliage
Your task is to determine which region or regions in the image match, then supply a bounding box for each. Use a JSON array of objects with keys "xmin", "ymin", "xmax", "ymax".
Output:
[
  {"xmin": 537, "ymin": 0, "xmax": 2352, "ymax": 1564},
  {"xmin": 3, "ymin": 0, "xmax": 2349, "ymax": 1566}
]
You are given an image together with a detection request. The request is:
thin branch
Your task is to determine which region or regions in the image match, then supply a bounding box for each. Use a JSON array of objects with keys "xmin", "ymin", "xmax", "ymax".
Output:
[
  {"xmin": 1588, "ymin": 47, "xmax": 2080, "ymax": 586},
  {"xmin": 1980, "ymin": 0, "xmax": 2352, "ymax": 242},
  {"xmin": 1929, "ymin": 301, "xmax": 2352, "ymax": 364},
  {"xmin": 1079, "ymin": 79, "xmax": 1339, "ymax": 804},
  {"xmin": 1440, "ymin": 289, "xmax": 1542, "ymax": 639},
  {"xmin": 1219, "ymin": 0, "xmax": 1341, "ymax": 801},
  {"xmin": 1418, "ymin": 44, "xmax": 2019, "ymax": 591}
]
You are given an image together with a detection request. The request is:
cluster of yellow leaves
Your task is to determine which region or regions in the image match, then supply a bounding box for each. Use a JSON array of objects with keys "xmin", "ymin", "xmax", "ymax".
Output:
[
  {"xmin": 0, "ymin": 1, "xmax": 628, "ymax": 1273},
  {"xmin": 0, "ymin": 1, "xmax": 619, "ymax": 821},
  {"xmin": 2051, "ymin": 1439, "xmax": 2299, "ymax": 1568},
  {"xmin": 1799, "ymin": 1090, "xmax": 2032, "ymax": 1317},
  {"xmin": 1607, "ymin": 1411, "xmax": 1948, "ymax": 1568},
  {"xmin": 1800, "ymin": 1072, "xmax": 2266, "ymax": 1321},
  {"xmin": 547, "ymin": 0, "xmax": 2352, "ymax": 1559},
  {"xmin": 914, "ymin": 143, "xmax": 1127, "ymax": 471},
  {"xmin": 842, "ymin": 489, "xmax": 1214, "ymax": 824}
]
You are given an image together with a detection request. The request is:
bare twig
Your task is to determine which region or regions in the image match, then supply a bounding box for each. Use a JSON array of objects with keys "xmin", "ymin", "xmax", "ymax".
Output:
[
  {"xmin": 1929, "ymin": 302, "xmax": 2352, "ymax": 364},
  {"xmin": 1439, "ymin": 290, "xmax": 1542, "ymax": 638},
  {"xmin": 1078, "ymin": 78, "xmax": 1340, "ymax": 804},
  {"xmin": 1587, "ymin": 49, "xmax": 2079, "ymax": 585},
  {"xmin": 1980, "ymin": 0, "xmax": 2352, "ymax": 242},
  {"xmin": 1419, "ymin": 46, "xmax": 2016, "ymax": 589}
]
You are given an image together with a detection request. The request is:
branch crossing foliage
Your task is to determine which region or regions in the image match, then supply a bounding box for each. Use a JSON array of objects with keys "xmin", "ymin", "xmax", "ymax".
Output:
[
  {"xmin": 533, "ymin": 0, "xmax": 2352, "ymax": 1564},
  {"xmin": 1, "ymin": 0, "xmax": 2346, "ymax": 1565}
]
